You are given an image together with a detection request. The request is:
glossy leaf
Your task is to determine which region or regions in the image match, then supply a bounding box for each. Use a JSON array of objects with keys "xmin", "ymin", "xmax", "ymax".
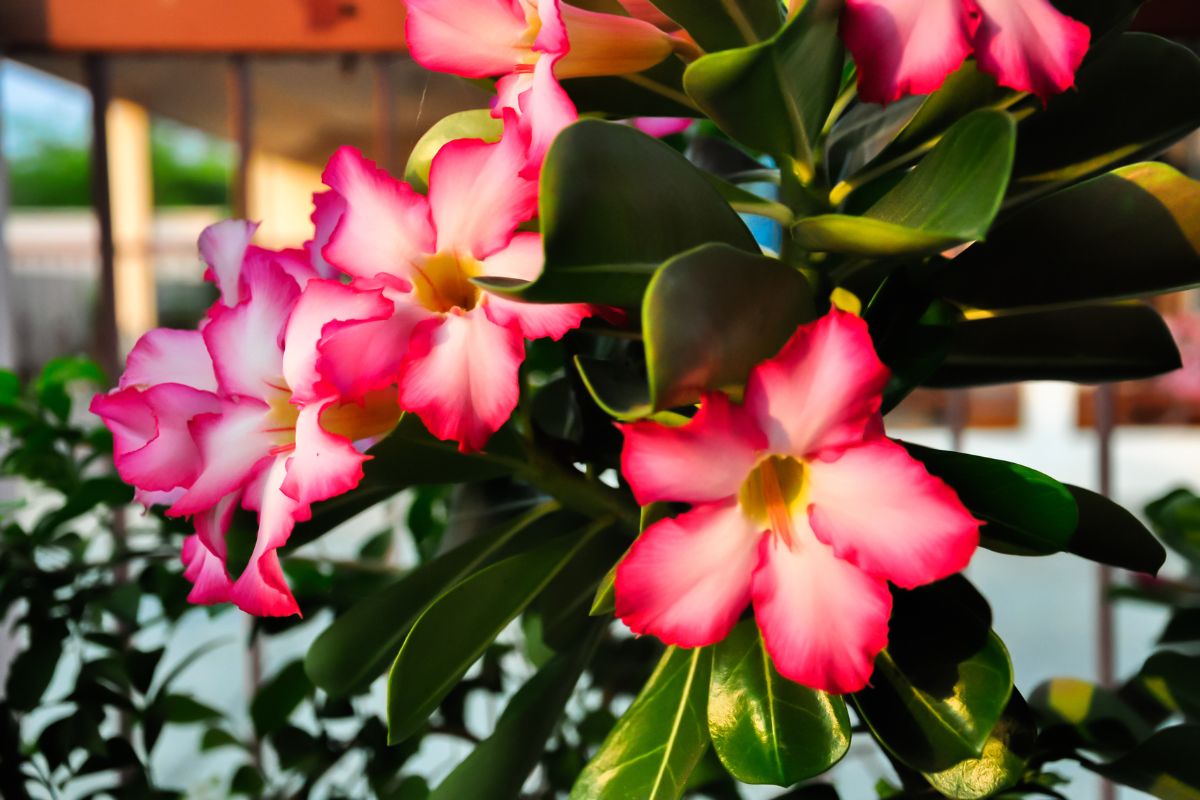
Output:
[
  {"xmin": 429, "ymin": 627, "xmax": 601, "ymax": 800},
  {"xmin": 923, "ymin": 691, "xmax": 1037, "ymax": 800},
  {"xmin": 476, "ymin": 120, "xmax": 756, "ymax": 307},
  {"xmin": 1067, "ymin": 485, "xmax": 1167, "ymax": 575},
  {"xmin": 1145, "ymin": 488, "xmax": 1200, "ymax": 571},
  {"xmin": 854, "ymin": 577, "xmax": 1014, "ymax": 773},
  {"xmin": 306, "ymin": 503, "xmax": 562, "ymax": 697},
  {"xmin": 793, "ymin": 111, "xmax": 1015, "ymax": 256},
  {"xmin": 564, "ymin": 58, "xmax": 696, "ymax": 119},
  {"xmin": 649, "ymin": 0, "xmax": 783, "ymax": 52},
  {"xmin": 1030, "ymin": 677, "xmax": 1151, "ymax": 755},
  {"xmin": 364, "ymin": 414, "xmax": 523, "ymax": 488},
  {"xmin": 1134, "ymin": 651, "xmax": 1200, "ymax": 720},
  {"xmin": 404, "ymin": 109, "xmax": 502, "ymax": 192},
  {"xmin": 941, "ymin": 163, "xmax": 1200, "ymax": 310},
  {"xmin": 902, "ymin": 443, "xmax": 1077, "ymax": 557},
  {"xmin": 1088, "ymin": 725, "xmax": 1200, "ymax": 799},
  {"xmin": 570, "ymin": 646, "xmax": 710, "ymax": 800},
  {"xmin": 708, "ymin": 622, "xmax": 851, "ymax": 786},
  {"xmin": 925, "ymin": 304, "xmax": 1181, "ymax": 387},
  {"xmin": 251, "ymin": 661, "xmax": 311, "ymax": 736},
  {"xmin": 1012, "ymin": 34, "xmax": 1200, "ymax": 200},
  {"xmin": 684, "ymin": 0, "xmax": 842, "ymax": 171},
  {"xmin": 387, "ymin": 521, "xmax": 608, "ymax": 743}
]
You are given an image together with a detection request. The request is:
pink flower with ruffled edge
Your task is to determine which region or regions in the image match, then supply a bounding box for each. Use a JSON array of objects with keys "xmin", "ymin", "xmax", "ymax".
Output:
[
  {"xmin": 613, "ymin": 310, "xmax": 981, "ymax": 693},
  {"xmin": 841, "ymin": 0, "xmax": 1090, "ymax": 105},
  {"xmin": 317, "ymin": 125, "xmax": 592, "ymax": 453},
  {"xmin": 92, "ymin": 220, "xmax": 400, "ymax": 616}
]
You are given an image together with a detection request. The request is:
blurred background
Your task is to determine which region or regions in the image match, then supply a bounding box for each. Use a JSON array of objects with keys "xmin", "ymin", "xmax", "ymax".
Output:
[{"xmin": 0, "ymin": 1, "xmax": 1198, "ymax": 798}]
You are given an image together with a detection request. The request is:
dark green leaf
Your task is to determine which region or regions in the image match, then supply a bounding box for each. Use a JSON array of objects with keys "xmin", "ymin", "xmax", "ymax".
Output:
[
  {"xmin": 793, "ymin": 111, "xmax": 1015, "ymax": 256},
  {"xmin": 923, "ymin": 691, "xmax": 1037, "ymax": 800},
  {"xmin": 404, "ymin": 109, "xmax": 502, "ymax": 192},
  {"xmin": 1029, "ymin": 677, "xmax": 1151, "ymax": 755},
  {"xmin": 941, "ymin": 163, "xmax": 1200, "ymax": 310},
  {"xmin": 37, "ymin": 356, "xmax": 106, "ymax": 420},
  {"xmin": 0, "ymin": 370, "xmax": 18, "ymax": 406},
  {"xmin": 925, "ymin": 304, "xmax": 1181, "ymax": 386},
  {"xmin": 34, "ymin": 477, "xmax": 133, "ymax": 538},
  {"xmin": 1134, "ymin": 651, "xmax": 1200, "ymax": 720},
  {"xmin": 251, "ymin": 661, "xmax": 311, "ymax": 736},
  {"xmin": 1067, "ymin": 485, "xmax": 1166, "ymax": 575},
  {"xmin": 1145, "ymin": 487, "xmax": 1200, "ymax": 571},
  {"xmin": 306, "ymin": 503, "xmax": 562, "ymax": 697},
  {"xmin": 708, "ymin": 621, "xmax": 851, "ymax": 786},
  {"xmin": 161, "ymin": 694, "xmax": 223, "ymax": 724},
  {"xmin": 570, "ymin": 646, "xmax": 710, "ymax": 800},
  {"xmin": 6, "ymin": 620, "xmax": 67, "ymax": 711},
  {"xmin": 364, "ymin": 414, "xmax": 522, "ymax": 489},
  {"xmin": 387, "ymin": 521, "xmax": 608, "ymax": 743},
  {"xmin": 128, "ymin": 648, "xmax": 165, "ymax": 696},
  {"xmin": 477, "ymin": 120, "xmax": 756, "ymax": 307},
  {"xmin": 902, "ymin": 443, "xmax": 1077, "ymax": 557},
  {"xmin": 855, "ymin": 577, "xmax": 1014, "ymax": 772},
  {"xmin": 1162, "ymin": 608, "xmax": 1200, "ymax": 645},
  {"xmin": 231, "ymin": 764, "xmax": 264, "ymax": 796},
  {"xmin": 563, "ymin": 58, "xmax": 696, "ymax": 119},
  {"xmin": 684, "ymin": 0, "xmax": 842, "ymax": 170},
  {"xmin": 1088, "ymin": 725, "xmax": 1200, "ymax": 799},
  {"xmin": 650, "ymin": 0, "xmax": 782, "ymax": 51},
  {"xmin": 201, "ymin": 728, "xmax": 243, "ymax": 751}
]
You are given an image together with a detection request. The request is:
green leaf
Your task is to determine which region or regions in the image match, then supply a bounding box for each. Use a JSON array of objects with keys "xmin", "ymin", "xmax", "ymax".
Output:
[
  {"xmin": 306, "ymin": 503, "xmax": 562, "ymax": 697},
  {"xmin": 1088, "ymin": 725, "xmax": 1200, "ymax": 799},
  {"xmin": 231, "ymin": 764, "xmax": 264, "ymax": 796},
  {"xmin": 161, "ymin": 693, "xmax": 223, "ymax": 724},
  {"xmin": 476, "ymin": 120, "xmax": 756, "ymax": 307},
  {"xmin": 854, "ymin": 577, "xmax": 1014, "ymax": 773},
  {"xmin": 1145, "ymin": 487, "xmax": 1200, "ymax": 571},
  {"xmin": 1162, "ymin": 609, "xmax": 1200, "ymax": 645},
  {"xmin": 649, "ymin": 0, "xmax": 782, "ymax": 51},
  {"xmin": 1134, "ymin": 651, "xmax": 1200, "ymax": 720},
  {"xmin": 387, "ymin": 520, "xmax": 609, "ymax": 743},
  {"xmin": 924, "ymin": 304, "xmax": 1182, "ymax": 386},
  {"xmin": 201, "ymin": 728, "xmax": 243, "ymax": 752},
  {"xmin": 922, "ymin": 691, "xmax": 1037, "ymax": 800},
  {"xmin": 708, "ymin": 621, "xmax": 851, "ymax": 786},
  {"xmin": 250, "ymin": 661, "xmax": 311, "ymax": 736},
  {"xmin": 0, "ymin": 369, "xmax": 18, "ymax": 406},
  {"xmin": 589, "ymin": 504, "xmax": 673, "ymax": 617},
  {"xmin": 428, "ymin": 627, "xmax": 601, "ymax": 800},
  {"xmin": 1012, "ymin": 34, "xmax": 1200, "ymax": 199},
  {"xmin": 404, "ymin": 109, "xmax": 503, "ymax": 192},
  {"xmin": 33, "ymin": 476, "xmax": 133, "ymax": 538},
  {"xmin": 564, "ymin": 58, "xmax": 696, "ymax": 119},
  {"xmin": 570, "ymin": 646, "xmax": 711, "ymax": 800},
  {"xmin": 901, "ymin": 443, "xmax": 1077, "ymax": 557},
  {"xmin": 6, "ymin": 620, "xmax": 67, "ymax": 711},
  {"xmin": 1029, "ymin": 676, "xmax": 1151, "ymax": 755},
  {"xmin": 365, "ymin": 414, "xmax": 522, "ymax": 488},
  {"xmin": 37, "ymin": 356, "xmax": 106, "ymax": 420},
  {"xmin": 644, "ymin": 243, "xmax": 816, "ymax": 410},
  {"xmin": 683, "ymin": 0, "xmax": 842, "ymax": 171},
  {"xmin": 793, "ymin": 111, "xmax": 1015, "ymax": 256},
  {"xmin": 1067, "ymin": 484, "xmax": 1166, "ymax": 575},
  {"xmin": 941, "ymin": 163, "xmax": 1200, "ymax": 310}
]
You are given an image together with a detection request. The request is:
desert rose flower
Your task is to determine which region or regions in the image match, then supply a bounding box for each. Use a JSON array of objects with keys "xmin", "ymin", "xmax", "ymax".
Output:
[
  {"xmin": 841, "ymin": 0, "xmax": 1090, "ymax": 105},
  {"xmin": 318, "ymin": 126, "xmax": 592, "ymax": 452},
  {"xmin": 614, "ymin": 310, "xmax": 981, "ymax": 693}
]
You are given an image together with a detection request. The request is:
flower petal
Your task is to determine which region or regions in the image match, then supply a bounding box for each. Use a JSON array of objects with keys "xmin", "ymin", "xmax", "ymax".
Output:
[
  {"xmin": 181, "ymin": 533, "xmax": 234, "ymax": 605},
  {"xmin": 427, "ymin": 130, "xmax": 539, "ymax": 258},
  {"xmin": 481, "ymin": 232, "xmax": 591, "ymax": 339},
  {"xmin": 615, "ymin": 500, "xmax": 762, "ymax": 648},
  {"xmin": 404, "ymin": 0, "xmax": 530, "ymax": 78},
  {"xmin": 632, "ymin": 117, "xmax": 694, "ymax": 138},
  {"xmin": 751, "ymin": 518, "xmax": 892, "ymax": 694},
  {"xmin": 316, "ymin": 298, "xmax": 431, "ymax": 400},
  {"xmin": 745, "ymin": 310, "xmax": 890, "ymax": 458},
  {"xmin": 279, "ymin": 398, "xmax": 369, "ymax": 509},
  {"xmin": 321, "ymin": 146, "xmax": 434, "ymax": 284},
  {"xmin": 555, "ymin": 1, "xmax": 675, "ymax": 79},
  {"xmin": 168, "ymin": 398, "xmax": 275, "ymax": 517},
  {"xmin": 496, "ymin": 56, "xmax": 579, "ymax": 175},
  {"xmin": 246, "ymin": 245, "xmax": 318, "ymax": 289},
  {"xmin": 121, "ymin": 328, "xmax": 217, "ymax": 393},
  {"xmin": 619, "ymin": 391, "xmax": 766, "ymax": 506},
  {"xmin": 282, "ymin": 279, "xmax": 394, "ymax": 402},
  {"xmin": 841, "ymin": 0, "xmax": 976, "ymax": 105},
  {"xmin": 398, "ymin": 308, "xmax": 525, "ymax": 452},
  {"xmin": 807, "ymin": 438, "xmax": 980, "ymax": 589},
  {"xmin": 306, "ymin": 190, "xmax": 346, "ymax": 279},
  {"xmin": 971, "ymin": 0, "xmax": 1090, "ymax": 101},
  {"xmin": 229, "ymin": 456, "xmax": 301, "ymax": 617},
  {"xmin": 199, "ymin": 219, "xmax": 258, "ymax": 307}
]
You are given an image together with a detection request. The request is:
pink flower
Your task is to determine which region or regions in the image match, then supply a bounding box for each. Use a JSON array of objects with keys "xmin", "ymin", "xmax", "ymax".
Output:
[
  {"xmin": 614, "ymin": 311, "xmax": 980, "ymax": 693},
  {"xmin": 631, "ymin": 117, "xmax": 694, "ymax": 138},
  {"xmin": 841, "ymin": 0, "xmax": 1090, "ymax": 105},
  {"xmin": 318, "ymin": 127, "xmax": 592, "ymax": 452},
  {"xmin": 92, "ymin": 221, "xmax": 400, "ymax": 616}
]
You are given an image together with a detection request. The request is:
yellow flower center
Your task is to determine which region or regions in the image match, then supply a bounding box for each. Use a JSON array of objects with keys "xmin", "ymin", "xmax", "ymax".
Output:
[
  {"xmin": 412, "ymin": 251, "xmax": 482, "ymax": 314},
  {"xmin": 738, "ymin": 456, "xmax": 809, "ymax": 548},
  {"xmin": 263, "ymin": 382, "xmax": 401, "ymax": 451}
]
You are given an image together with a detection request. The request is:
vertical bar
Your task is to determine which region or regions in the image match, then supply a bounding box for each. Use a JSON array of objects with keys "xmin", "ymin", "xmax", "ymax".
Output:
[
  {"xmin": 373, "ymin": 54, "xmax": 396, "ymax": 174},
  {"xmin": 86, "ymin": 54, "xmax": 120, "ymax": 382},
  {"xmin": 1094, "ymin": 383, "xmax": 1117, "ymax": 800},
  {"xmin": 947, "ymin": 389, "xmax": 969, "ymax": 452},
  {"xmin": 0, "ymin": 56, "xmax": 15, "ymax": 371},
  {"xmin": 227, "ymin": 55, "xmax": 252, "ymax": 218}
]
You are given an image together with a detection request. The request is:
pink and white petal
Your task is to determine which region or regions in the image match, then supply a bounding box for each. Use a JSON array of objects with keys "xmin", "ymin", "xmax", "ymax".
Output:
[
  {"xmin": 229, "ymin": 456, "xmax": 302, "ymax": 617},
  {"xmin": 280, "ymin": 398, "xmax": 369, "ymax": 509},
  {"xmin": 841, "ymin": 0, "xmax": 976, "ymax": 105},
  {"xmin": 282, "ymin": 280, "xmax": 394, "ymax": 402},
  {"xmin": 91, "ymin": 389, "xmax": 158, "ymax": 463},
  {"xmin": 118, "ymin": 384, "xmax": 222, "ymax": 492},
  {"xmin": 745, "ymin": 310, "xmax": 890, "ymax": 459},
  {"xmin": 398, "ymin": 309, "xmax": 525, "ymax": 452},
  {"xmin": 972, "ymin": 0, "xmax": 1090, "ymax": 101},
  {"xmin": 427, "ymin": 130, "xmax": 539, "ymax": 258},
  {"xmin": 245, "ymin": 245, "xmax": 318, "ymax": 289},
  {"xmin": 121, "ymin": 328, "xmax": 217, "ymax": 392},
  {"xmin": 203, "ymin": 260, "xmax": 298, "ymax": 400},
  {"xmin": 632, "ymin": 117, "xmax": 694, "ymax": 138},
  {"xmin": 618, "ymin": 391, "xmax": 767, "ymax": 506},
  {"xmin": 404, "ymin": 0, "xmax": 530, "ymax": 78},
  {"xmin": 534, "ymin": 0, "xmax": 569, "ymax": 56},
  {"xmin": 181, "ymin": 533, "xmax": 233, "ymax": 605},
  {"xmin": 321, "ymin": 146, "xmax": 435, "ymax": 283},
  {"xmin": 807, "ymin": 438, "xmax": 980, "ymax": 588},
  {"xmin": 520, "ymin": 56, "xmax": 579, "ymax": 174},
  {"xmin": 199, "ymin": 219, "xmax": 258, "ymax": 307},
  {"xmin": 168, "ymin": 399, "xmax": 276, "ymax": 517},
  {"xmin": 615, "ymin": 500, "xmax": 763, "ymax": 647},
  {"xmin": 480, "ymin": 232, "xmax": 591, "ymax": 339},
  {"xmin": 751, "ymin": 521, "xmax": 893, "ymax": 694},
  {"xmin": 316, "ymin": 300, "xmax": 431, "ymax": 400},
  {"xmin": 306, "ymin": 190, "xmax": 346, "ymax": 280},
  {"xmin": 135, "ymin": 487, "xmax": 185, "ymax": 510}
]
